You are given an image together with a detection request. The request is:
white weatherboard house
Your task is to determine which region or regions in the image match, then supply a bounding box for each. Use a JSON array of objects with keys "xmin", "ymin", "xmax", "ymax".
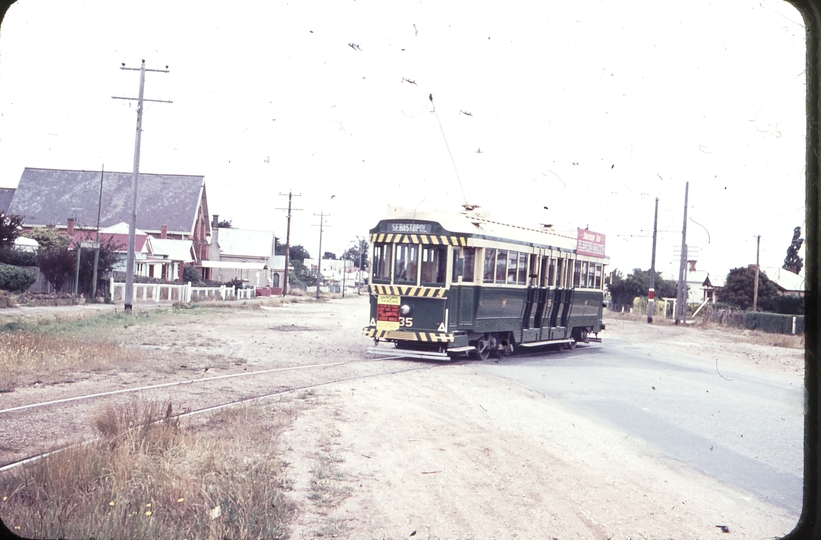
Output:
[{"xmin": 205, "ymin": 215, "xmax": 283, "ymax": 287}]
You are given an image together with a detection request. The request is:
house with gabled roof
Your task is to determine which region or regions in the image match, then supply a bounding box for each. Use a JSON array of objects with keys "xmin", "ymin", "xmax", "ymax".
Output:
[
  {"xmin": 6, "ymin": 167, "xmax": 211, "ymax": 262},
  {"xmin": 205, "ymin": 215, "xmax": 283, "ymax": 288},
  {"xmin": 0, "ymin": 188, "xmax": 14, "ymax": 215}
]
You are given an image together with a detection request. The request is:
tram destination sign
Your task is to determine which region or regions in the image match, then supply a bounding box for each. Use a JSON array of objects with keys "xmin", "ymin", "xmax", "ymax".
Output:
[
  {"xmin": 576, "ymin": 228, "xmax": 606, "ymax": 258},
  {"xmin": 387, "ymin": 222, "xmax": 432, "ymax": 234}
]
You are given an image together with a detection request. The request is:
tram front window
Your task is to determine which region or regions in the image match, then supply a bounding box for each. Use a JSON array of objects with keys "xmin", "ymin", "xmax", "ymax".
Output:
[
  {"xmin": 421, "ymin": 246, "xmax": 447, "ymax": 285},
  {"xmin": 395, "ymin": 244, "xmax": 418, "ymax": 284},
  {"xmin": 372, "ymin": 244, "xmax": 393, "ymax": 283}
]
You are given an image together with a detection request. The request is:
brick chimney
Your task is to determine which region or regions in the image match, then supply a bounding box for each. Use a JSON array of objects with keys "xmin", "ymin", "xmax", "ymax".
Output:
[
  {"xmin": 67, "ymin": 218, "xmax": 75, "ymax": 236},
  {"xmin": 161, "ymin": 224, "xmax": 167, "ymax": 239},
  {"xmin": 688, "ymin": 260, "xmax": 697, "ymax": 272},
  {"xmin": 212, "ymin": 214, "xmax": 219, "ymax": 228}
]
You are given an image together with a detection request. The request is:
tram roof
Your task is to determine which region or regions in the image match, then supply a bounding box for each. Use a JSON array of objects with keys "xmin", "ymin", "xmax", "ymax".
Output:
[{"xmin": 377, "ymin": 206, "xmax": 604, "ymax": 257}]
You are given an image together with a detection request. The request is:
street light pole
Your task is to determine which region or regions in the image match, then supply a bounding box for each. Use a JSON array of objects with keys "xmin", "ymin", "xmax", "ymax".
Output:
[
  {"xmin": 753, "ymin": 235, "xmax": 761, "ymax": 311},
  {"xmin": 648, "ymin": 197, "xmax": 659, "ymax": 323},
  {"xmin": 675, "ymin": 182, "xmax": 689, "ymax": 325}
]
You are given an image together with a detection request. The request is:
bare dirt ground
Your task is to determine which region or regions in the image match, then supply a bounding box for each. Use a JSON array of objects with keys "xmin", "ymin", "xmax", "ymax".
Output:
[{"xmin": 0, "ymin": 297, "xmax": 805, "ymax": 539}]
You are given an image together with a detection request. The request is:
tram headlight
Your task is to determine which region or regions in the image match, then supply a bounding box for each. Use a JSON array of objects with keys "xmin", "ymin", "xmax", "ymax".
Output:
[{"xmin": 400, "ymin": 304, "xmax": 412, "ymax": 316}]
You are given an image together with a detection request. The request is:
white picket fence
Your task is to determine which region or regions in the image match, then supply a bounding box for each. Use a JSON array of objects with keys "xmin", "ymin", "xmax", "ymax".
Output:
[{"xmin": 109, "ymin": 279, "xmax": 255, "ymax": 303}]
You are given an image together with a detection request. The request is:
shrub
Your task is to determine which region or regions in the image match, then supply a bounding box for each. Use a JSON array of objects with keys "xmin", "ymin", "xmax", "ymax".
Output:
[
  {"xmin": 775, "ymin": 295, "xmax": 804, "ymax": 315},
  {"xmin": 743, "ymin": 312, "xmax": 804, "ymax": 334},
  {"xmin": 0, "ymin": 247, "xmax": 38, "ymax": 267},
  {"xmin": 183, "ymin": 265, "xmax": 200, "ymax": 284},
  {"xmin": 0, "ymin": 262, "xmax": 36, "ymax": 292}
]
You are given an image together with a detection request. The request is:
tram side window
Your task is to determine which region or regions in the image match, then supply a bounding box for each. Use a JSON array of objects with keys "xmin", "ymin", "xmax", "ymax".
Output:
[
  {"xmin": 483, "ymin": 248, "xmax": 496, "ymax": 283},
  {"xmin": 421, "ymin": 246, "xmax": 447, "ymax": 285},
  {"xmin": 595, "ymin": 264, "xmax": 603, "ymax": 289},
  {"xmin": 463, "ymin": 247, "xmax": 475, "ymax": 282},
  {"xmin": 496, "ymin": 250, "xmax": 508, "ymax": 283},
  {"xmin": 588, "ymin": 263, "xmax": 596, "ymax": 289},
  {"xmin": 573, "ymin": 260, "xmax": 581, "ymax": 288},
  {"xmin": 518, "ymin": 253, "xmax": 528, "ymax": 285},
  {"xmin": 581, "ymin": 261, "xmax": 588, "ymax": 288},
  {"xmin": 394, "ymin": 244, "xmax": 418, "ymax": 284},
  {"xmin": 556, "ymin": 257, "xmax": 564, "ymax": 288},
  {"xmin": 373, "ymin": 244, "xmax": 393, "ymax": 283},
  {"xmin": 507, "ymin": 251, "xmax": 518, "ymax": 284},
  {"xmin": 548, "ymin": 258, "xmax": 556, "ymax": 287}
]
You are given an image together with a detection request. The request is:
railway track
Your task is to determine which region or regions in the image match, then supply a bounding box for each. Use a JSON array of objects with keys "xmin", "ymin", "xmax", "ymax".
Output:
[{"xmin": 0, "ymin": 354, "xmax": 439, "ymax": 471}]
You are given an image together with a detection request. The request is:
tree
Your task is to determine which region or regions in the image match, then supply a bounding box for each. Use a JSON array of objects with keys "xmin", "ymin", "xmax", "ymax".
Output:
[
  {"xmin": 323, "ymin": 251, "xmax": 337, "ymax": 260},
  {"xmin": 37, "ymin": 247, "xmax": 75, "ymax": 292},
  {"xmin": 21, "ymin": 227, "xmax": 71, "ymax": 251},
  {"xmin": 607, "ymin": 268, "xmax": 677, "ymax": 306},
  {"xmin": 76, "ymin": 237, "xmax": 124, "ymax": 296},
  {"xmin": 0, "ymin": 213, "xmax": 23, "ymax": 249},
  {"xmin": 719, "ymin": 266, "xmax": 779, "ymax": 311},
  {"xmin": 288, "ymin": 245, "xmax": 311, "ymax": 263},
  {"xmin": 342, "ymin": 236, "xmax": 370, "ymax": 269},
  {"xmin": 217, "ymin": 219, "xmax": 233, "ymax": 228}
]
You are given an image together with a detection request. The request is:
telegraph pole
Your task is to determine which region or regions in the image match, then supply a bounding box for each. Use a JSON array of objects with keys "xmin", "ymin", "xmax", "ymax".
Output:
[
  {"xmin": 648, "ymin": 197, "xmax": 659, "ymax": 323},
  {"xmin": 753, "ymin": 235, "xmax": 761, "ymax": 311},
  {"xmin": 112, "ymin": 60, "xmax": 171, "ymax": 311},
  {"xmin": 91, "ymin": 165, "xmax": 104, "ymax": 299},
  {"xmin": 314, "ymin": 213, "xmax": 329, "ymax": 299},
  {"xmin": 277, "ymin": 192, "xmax": 302, "ymax": 297},
  {"xmin": 675, "ymin": 182, "xmax": 689, "ymax": 325}
]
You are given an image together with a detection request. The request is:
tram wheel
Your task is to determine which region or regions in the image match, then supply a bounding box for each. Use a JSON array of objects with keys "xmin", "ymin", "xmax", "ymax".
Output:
[{"xmin": 474, "ymin": 336, "xmax": 491, "ymax": 361}]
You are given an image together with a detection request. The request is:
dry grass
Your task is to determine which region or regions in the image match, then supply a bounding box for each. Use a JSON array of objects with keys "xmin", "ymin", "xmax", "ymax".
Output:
[
  {"xmin": 0, "ymin": 399, "xmax": 296, "ymax": 539},
  {"xmin": 0, "ymin": 330, "xmax": 178, "ymax": 392}
]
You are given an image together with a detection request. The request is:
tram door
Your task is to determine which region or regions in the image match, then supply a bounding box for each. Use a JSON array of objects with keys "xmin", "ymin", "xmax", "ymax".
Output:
[
  {"xmin": 548, "ymin": 257, "xmax": 566, "ymax": 340},
  {"xmin": 453, "ymin": 247, "xmax": 476, "ymax": 329}
]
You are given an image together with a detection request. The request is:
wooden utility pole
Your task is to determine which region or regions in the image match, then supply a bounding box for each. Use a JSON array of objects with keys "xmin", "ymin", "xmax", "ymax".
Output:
[
  {"xmin": 314, "ymin": 212, "xmax": 329, "ymax": 299},
  {"xmin": 675, "ymin": 182, "xmax": 689, "ymax": 325},
  {"xmin": 648, "ymin": 197, "xmax": 659, "ymax": 323},
  {"xmin": 277, "ymin": 192, "xmax": 301, "ymax": 297},
  {"xmin": 112, "ymin": 60, "xmax": 171, "ymax": 311},
  {"xmin": 91, "ymin": 165, "xmax": 104, "ymax": 299},
  {"xmin": 753, "ymin": 235, "xmax": 761, "ymax": 311}
]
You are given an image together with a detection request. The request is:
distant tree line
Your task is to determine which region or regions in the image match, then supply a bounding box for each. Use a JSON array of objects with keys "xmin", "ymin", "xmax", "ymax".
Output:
[{"xmin": 607, "ymin": 265, "xmax": 803, "ymax": 315}]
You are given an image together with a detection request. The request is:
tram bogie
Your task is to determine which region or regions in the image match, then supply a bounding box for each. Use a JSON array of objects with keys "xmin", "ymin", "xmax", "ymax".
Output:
[{"xmin": 363, "ymin": 207, "xmax": 608, "ymax": 361}]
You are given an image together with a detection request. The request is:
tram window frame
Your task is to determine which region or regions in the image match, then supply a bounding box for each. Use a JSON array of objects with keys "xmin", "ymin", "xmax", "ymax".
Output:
[
  {"xmin": 595, "ymin": 264, "xmax": 603, "ymax": 289},
  {"xmin": 394, "ymin": 244, "xmax": 419, "ymax": 285},
  {"xmin": 581, "ymin": 261, "xmax": 588, "ymax": 288},
  {"xmin": 548, "ymin": 257, "xmax": 556, "ymax": 287},
  {"xmin": 421, "ymin": 245, "xmax": 447, "ymax": 286},
  {"xmin": 556, "ymin": 257, "xmax": 564, "ymax": 288},
  {"xmin": 372, "ymin": 243, "xmax": 393, "ymax": 284},
  {"xmin": 588, "ymin": 262, "xmax": 596, "ymax": 289},
  {"xmin": 518, "ymin": 253, "xmax": 528, "ymax": 285},
  {"xmin": 453, "ymin": 246, "xmax": 476, "ymax": 283},
  {"xmin": 573, "ymin": 260, "xmax": 581, "ymax": 288},
  {"xmin": 483, "ymin": 248, "xmax": 496, "ymax": 283},
  {"xmin": 495, "ymin": 250, "xmax": 508, "ymax": 283},
  {"xmin": 507, "ymin": 250, "xmax": 518, "ymax": 284}
]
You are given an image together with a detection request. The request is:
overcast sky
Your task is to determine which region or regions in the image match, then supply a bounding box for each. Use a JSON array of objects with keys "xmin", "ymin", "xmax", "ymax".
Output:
[{"xmin": 0, "ymin": 0, "xmax": 807, "ymax": 280}]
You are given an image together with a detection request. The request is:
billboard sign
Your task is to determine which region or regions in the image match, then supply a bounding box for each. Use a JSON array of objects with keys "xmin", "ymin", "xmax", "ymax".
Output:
[{"xmin": 576, "ymin": 228, "xmax": 606, "ymax": 258}]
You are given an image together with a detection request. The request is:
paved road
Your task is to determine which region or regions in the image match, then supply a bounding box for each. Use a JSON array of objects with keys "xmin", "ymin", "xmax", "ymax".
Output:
[{"xmin": 476, "ymin": 335, "xmax": 804, "ymax": 516}]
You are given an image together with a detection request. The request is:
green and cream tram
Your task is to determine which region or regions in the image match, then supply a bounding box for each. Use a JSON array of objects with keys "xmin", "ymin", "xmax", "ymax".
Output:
[{"xmin": 363, "ymin": 207, "xmax": 609, "ymax": 360}]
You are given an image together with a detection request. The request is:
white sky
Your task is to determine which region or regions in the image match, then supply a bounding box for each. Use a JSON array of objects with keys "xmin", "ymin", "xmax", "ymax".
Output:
[{"xmin": 0, "ymin": 0, "xmax": 807, "ymax": 280}]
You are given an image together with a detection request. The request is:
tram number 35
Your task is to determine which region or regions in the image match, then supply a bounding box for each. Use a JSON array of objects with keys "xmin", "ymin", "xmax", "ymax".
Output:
[{"xmin": 399, "ymin": 317, "xmax": 413, "ymax": 328}]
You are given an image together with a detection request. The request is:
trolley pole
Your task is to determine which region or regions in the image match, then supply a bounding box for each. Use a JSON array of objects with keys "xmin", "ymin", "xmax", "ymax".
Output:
[
  {"xmin": 675, "ymin": 182, "xmax": 689, "ymax": 325},
  {"xmin": 277, "ymin": 192, "xmax": 301, "ymax": 297},
  {"xmin": 753, "ymin": 235, "xmax": 761, "ymax": 312},
  {"xmin": 647, "ymin": 197, "xmax": 659, "ymax": 324},
  {"xmin": 112, "ymin": 60, "xmax": 171, "ymax": 311}
]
